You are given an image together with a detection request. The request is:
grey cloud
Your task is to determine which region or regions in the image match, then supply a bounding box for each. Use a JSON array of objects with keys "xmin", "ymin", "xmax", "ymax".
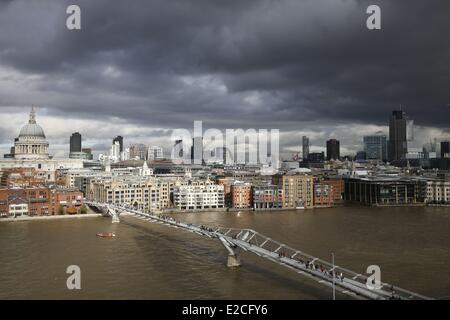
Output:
[{"xmin": 0, "ymin": 0, "xmax": 449, "ymax": 155}]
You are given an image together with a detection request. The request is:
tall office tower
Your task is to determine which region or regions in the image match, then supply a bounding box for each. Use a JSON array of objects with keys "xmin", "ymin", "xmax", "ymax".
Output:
[
  {"xmin": 70, "ymin": 132, "xmax": 82, "ymax": 153},
  {"xmin": 174, "ymin": 139, "xmax": 183, "ymax": 158},
  {"xmin": 326, "ymin": 139, "xmax": 340, "ymax": 161},
  {"xmin": 148, "ymin": 146, "xmax": 164, "ymax": 160},
  {"xmin": 441, "ymin": 141, "xmax": 450, "ymax": 158},
  {"xmin": 302, "ymin": 136, "xmax": 310, "ymax": 160},
  {"xmin": 113, "ymin": 136, "xmax": 123, "ymax": 153},
  {"xmin": 129, "ymin": 143, "xmax": 148, "ymax": 160},
  {"xmin": 363, "ymin": 133, "xmax": 387, "ymax": 161},
  {"xmin": 191, "ymin": 136, "xmax": 203, "ymax": 165},
  {"xmin": 111, "ymin": 141, "xmax": 121, "ymax": 162},
  {"xmin": 388, "ymin": 110, "xmax": 408, "ymax": 161}
]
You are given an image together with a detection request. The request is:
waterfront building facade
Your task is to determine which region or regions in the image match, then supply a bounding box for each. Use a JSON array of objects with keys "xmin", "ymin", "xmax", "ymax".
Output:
[
  {"xmin": 278, "ymin": 174, "xmax": 314, "ymax": 209},
  {"xmin": 230, "ymin": 182, "xmax": 253, "ymax": 209},
  {"xmin": 0, "ymin": 186, "xmax": 83, "ymax": 217},
  {"xmin": 87, "ymin": 176, "xmax": 173, "ymax": 212},
  {"xmin": 426, "ymin": 179, "xmax": 450, "ymax": 204},
  {"xmin": 173, "ymin": 182, "xmax": 224, "ymax": 210},
  {"xmin": 252, "ymin": 184, "xmax": 282, "ymax": 210},
  {"xmin": 344, "ymin": 177, "xmax": 427, "ymax": 206},
  {"xmin": 313, "ymin": 177, "xmax": 344, "ymax": 207},
  {"xmin": 216, "ymin": 177, "xmax": 235, "ymax": 207}
]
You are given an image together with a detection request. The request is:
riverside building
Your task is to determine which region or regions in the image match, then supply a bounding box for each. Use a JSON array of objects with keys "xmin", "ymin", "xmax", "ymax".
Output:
[
  {"xmin": 0, "ymin": 186, "xmax": 83, "ymax": 218},
  {"xmin": 252, "ymin": 184, "xmax": 282, "ymax": 210},
  {"xmin": 173, "ymin": 181, "xmax": 224, "ymax": 210},
  {"xmin": 273, "ymin": 174, "xmax": 314, "ymax": 209},
  {"xmin": 344, "ymin": 176, "xmax": 427, "ymax": 206}
]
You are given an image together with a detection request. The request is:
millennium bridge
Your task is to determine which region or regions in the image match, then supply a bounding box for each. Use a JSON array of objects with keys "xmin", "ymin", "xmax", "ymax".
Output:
[{"xmin": 86, "ymin": 201, "xmax": 432, "ymax": 300}]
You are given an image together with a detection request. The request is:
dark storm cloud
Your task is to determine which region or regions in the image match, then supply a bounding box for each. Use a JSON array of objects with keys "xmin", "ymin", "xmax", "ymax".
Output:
[{"xmin": 0, "ymin": 0, "xmax": 449, "ymax": 153}]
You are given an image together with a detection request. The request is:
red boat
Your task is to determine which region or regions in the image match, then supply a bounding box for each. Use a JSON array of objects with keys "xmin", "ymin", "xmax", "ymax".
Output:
[{"xmin": 96, "ymin": 232, "xmax": 116, "ymax": 238}]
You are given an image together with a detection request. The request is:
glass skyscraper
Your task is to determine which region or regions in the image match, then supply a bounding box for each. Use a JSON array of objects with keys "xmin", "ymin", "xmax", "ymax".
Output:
[
  {"xmin": 69, "ymin": 132, "xmax": 82, "ymax": 153},
  {"xmin": 302, "ymin": 136, "xmax": 309, "ymax": 160},
  {"xmin": 388, "ymin": 110, "xmax": 408, "ymax": 161},
  {"xmin": 364, "ymin": 134, "xmax": 387, "ymax": 161}
]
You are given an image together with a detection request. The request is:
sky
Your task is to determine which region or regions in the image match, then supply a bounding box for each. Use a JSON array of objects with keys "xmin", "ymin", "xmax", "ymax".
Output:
[{"xmin": 0, "ymin": 0, "xmax": 449, "ymax": 159}]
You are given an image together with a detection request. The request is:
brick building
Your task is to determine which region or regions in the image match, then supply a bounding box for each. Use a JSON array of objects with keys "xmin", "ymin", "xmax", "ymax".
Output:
[
  {"xmin": 216, "ymin": 177, "xmax": 235, "ymax": 207},
  {"xmin": 0, "ymin": 187, "xmax": 83, "ymax": 217},
  {"xmin": 314, "ymin": 177, "xmax": 344, "ymax": 207},
  {"xmin": 230, "ymin": 182, "xmax": 253, "ymax": 209},
  {"xmin": 252, "ymin": 184, "xmax": 282, "ymax": 210}
]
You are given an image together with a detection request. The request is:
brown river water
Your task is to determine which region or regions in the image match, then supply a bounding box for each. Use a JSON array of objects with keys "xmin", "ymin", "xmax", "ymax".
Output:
[{"xmin": 0, "ymin": 206, "xmax": 449, "ymax": 299}]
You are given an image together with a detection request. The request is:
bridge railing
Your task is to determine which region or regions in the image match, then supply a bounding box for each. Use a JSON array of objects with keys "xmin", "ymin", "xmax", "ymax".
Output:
[{"xmin": 212, "ymin": 227, "xmax": 431, "ymax": 300}]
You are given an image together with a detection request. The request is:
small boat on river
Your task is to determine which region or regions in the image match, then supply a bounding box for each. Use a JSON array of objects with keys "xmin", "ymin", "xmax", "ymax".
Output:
[{"xmin": 96, "ymin": 232, "xmax": 116, "ymax": 238}]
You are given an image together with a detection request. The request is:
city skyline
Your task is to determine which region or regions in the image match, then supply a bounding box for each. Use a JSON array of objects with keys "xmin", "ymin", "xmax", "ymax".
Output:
[
  {"xmin": 1, "ymin": 106, "xmax": 449, "ymax": 160},
  {"xmin": 1, "ymin": 1, "xmax": 450, "ymax": 158}
]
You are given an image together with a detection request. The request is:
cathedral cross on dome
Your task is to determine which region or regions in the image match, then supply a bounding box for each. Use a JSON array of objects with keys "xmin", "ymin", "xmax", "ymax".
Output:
[{"xmin": 29, "ymin": 106, "xmax": 37, "ymax": 124}]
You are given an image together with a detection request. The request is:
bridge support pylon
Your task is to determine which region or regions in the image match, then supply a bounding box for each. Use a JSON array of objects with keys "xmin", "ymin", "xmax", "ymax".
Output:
[
  {"xmin": 219, "ymin": 236, "xmax": 241, "ymax": 268},
  {"xmin": 108, "ymin": 206, "xmax": 120, "ymax": 223},
  {"xmin": 227, "ymin": 253, "xmax": 241, "ymax": 268}
]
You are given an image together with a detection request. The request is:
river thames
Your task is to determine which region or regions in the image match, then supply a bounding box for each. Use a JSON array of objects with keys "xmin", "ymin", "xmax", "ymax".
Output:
[{"xmin": 1, "ymin": 206, "xmax": 449, "ymax": 299}]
